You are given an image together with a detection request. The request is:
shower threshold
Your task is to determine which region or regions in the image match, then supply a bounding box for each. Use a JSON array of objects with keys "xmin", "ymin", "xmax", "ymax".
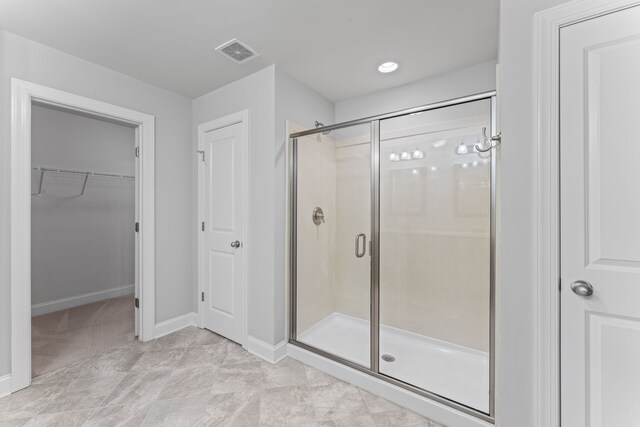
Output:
[{"xmin": 297, "ymin": 312, "xmax": 489, "ymax": 413}]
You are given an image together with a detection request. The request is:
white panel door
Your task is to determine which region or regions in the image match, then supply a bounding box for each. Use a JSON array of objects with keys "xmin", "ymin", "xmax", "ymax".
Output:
[
  {"xmin": 560, "ymin": 6, "xmax": 640, "ymax": 427},
  {"xmin": 200, "ymin": 121, "xmax": 245, "ymax": 344}
]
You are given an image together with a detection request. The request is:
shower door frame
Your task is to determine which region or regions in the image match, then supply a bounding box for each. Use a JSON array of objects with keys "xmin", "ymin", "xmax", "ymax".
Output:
[{"xmin": 288, "ymin": 91, "xmax": 498, "ymax": 423}]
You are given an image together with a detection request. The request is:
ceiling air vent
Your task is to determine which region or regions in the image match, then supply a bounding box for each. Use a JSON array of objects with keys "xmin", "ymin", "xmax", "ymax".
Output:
[{"xmin": 215, "ymin": 38, "xmax": 259, "ymax": 64}]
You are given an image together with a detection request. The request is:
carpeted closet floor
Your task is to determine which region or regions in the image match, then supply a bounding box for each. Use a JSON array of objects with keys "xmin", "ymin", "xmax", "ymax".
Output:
[{"xmin": 31, "ymin": 294, "xmax": 136, "ymax": 377}]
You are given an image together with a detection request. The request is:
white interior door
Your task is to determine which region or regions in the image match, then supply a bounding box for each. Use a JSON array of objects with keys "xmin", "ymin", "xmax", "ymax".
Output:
[
  {"xmin": 199, "ymin": 120, "xmax": 246, "ymax": 345},
  {"xmin": 560, "ymin": 6, "xmax": 640, "ymax": 427}
]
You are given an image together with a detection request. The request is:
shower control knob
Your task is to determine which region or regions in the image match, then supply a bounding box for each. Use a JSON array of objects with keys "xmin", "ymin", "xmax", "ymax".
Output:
[
  {"xmin": 230, "ymin": 240, "xmax": 241, "ymax": 248},
  {"xmin": 570, "ymin": 280, "xmax": 594, "ymax": 297},
  {"xmin": 312, "ymin": 207, "xmax": 325, "ymax": 225}
]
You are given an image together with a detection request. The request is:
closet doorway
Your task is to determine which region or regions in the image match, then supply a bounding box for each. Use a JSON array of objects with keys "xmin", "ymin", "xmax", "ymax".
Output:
[
  {"xmin": 31, "ymin": 103, "xmax": 137, "ymax": 377},
  {"xmin": 10, "ymin": 79, "xmax": 156, "ymax": 393}
]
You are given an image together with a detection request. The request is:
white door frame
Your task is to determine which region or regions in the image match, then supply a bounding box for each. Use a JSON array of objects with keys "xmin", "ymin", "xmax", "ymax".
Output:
[
  {"xmin": 10, "ymin": 78, "xmax": 156, "ymax": 392},
  {"xmin": 534, "ymin": 1, "xmax": 640, "ymax": 425},
  {"xmin": 196, "ymin": 109, "xmax": 249, "ymax": 347}
]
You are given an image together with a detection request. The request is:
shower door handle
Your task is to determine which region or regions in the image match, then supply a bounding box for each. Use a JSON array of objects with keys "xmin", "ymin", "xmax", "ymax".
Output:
[{"xmin": 355, "ymin": 233, "xmax": 366, "ymax": 258}]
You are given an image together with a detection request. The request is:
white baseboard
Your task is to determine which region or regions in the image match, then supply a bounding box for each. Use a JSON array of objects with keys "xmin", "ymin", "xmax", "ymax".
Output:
[
  {"xmin": 287, "ymin": 344, "xmax": 491, "ymax": 427},
  {"xmin": 31, "ymin": 285, "xmax": 134, "ymax": 317},
  {"xmin": 154, "ymin": 312, "xmax": 199, "ymax": 338},
  {"xmin": 0, "ymin": 374, "xmax": 11, "ymax": 399},
  {"xmin": 245, "ymin": 336, "xmax": 287, "ymax": 364}
]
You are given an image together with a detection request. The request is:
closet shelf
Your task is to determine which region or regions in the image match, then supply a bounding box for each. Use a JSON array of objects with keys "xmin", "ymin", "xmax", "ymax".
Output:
[{"xmin": 31, "ymin": 166, "xmax": 134, "ymax": 197}]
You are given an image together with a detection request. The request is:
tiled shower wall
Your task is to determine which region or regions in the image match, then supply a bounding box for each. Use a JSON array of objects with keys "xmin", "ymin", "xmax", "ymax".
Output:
[{"xmin": 296, "ymin": 112, "xmax": 491, "ymax": 352}]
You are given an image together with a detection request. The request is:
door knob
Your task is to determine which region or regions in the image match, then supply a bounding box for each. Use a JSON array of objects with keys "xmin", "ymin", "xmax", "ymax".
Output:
[
  {"xmin": 570, "ymin": 280, "xmax": 594, "ymax": 297},
  {"xmin": 230, "ymin": 240, "xmax": 241, "ymax": 248},
  {"xmin": 312, "ymin": 207, "xmax": 325, "ymax": 225}
]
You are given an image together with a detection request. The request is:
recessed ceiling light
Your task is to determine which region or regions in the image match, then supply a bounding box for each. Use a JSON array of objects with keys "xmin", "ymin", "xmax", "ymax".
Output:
[{"xmin": 378, "ymin": 61, "xmax": 398, "ymax": 73}]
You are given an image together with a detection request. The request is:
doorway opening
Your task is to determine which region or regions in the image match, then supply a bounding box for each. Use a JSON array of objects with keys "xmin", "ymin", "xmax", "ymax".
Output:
[
  {"xmin": 10, "ymin": 79, "xmax": 156, "ymax": 393},
  {"xmin": 30, "ymin": 103, "xmax": 136, "ymax": 376}
]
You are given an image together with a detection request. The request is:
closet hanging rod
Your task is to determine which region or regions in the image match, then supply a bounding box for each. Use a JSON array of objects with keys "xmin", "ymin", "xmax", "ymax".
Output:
[{"xmin": 32, "ymin": 167, "xmax": 134, "ymax": 179}]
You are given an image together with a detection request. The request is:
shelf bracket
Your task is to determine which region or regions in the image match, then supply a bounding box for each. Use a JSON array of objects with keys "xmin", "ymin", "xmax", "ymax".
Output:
[
  {"xmin": 31, "ymin": 170, "xmax": 45, "ymax": 196},
  {"xmin": 80, "ymin": 173, "xmax": 90, "ymax": 197}
]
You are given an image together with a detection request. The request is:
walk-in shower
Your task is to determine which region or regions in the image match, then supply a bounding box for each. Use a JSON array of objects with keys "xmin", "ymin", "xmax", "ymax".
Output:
[{"xmin": 288, "ymin": 92, "xmax": 498, "ymax": 421}]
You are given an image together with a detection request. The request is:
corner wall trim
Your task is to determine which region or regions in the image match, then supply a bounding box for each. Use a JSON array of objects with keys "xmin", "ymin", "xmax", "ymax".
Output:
[
  {"xmin": 154, "ymin": 312, "xmax": 199, "ymax": 338},
  {"xmin": 31, "ymin": 285, "xmax": 134, "ymax": 317},
  {"xmin": 0, "ymin": 375, "xmax": 11, "ymax": 398},
  {"xmin": 246, "ymin": 336, "xmax": 287, "ymax": 364}
]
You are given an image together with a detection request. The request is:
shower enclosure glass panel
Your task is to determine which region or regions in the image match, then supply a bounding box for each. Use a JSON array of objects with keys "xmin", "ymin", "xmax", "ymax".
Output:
[
  {"xmin": 378, "ymin": 99, "xmax": 492, "ymax": 413},
  {"xmin": 289, "ymin": 92, "xmax": 497, "ymax": 421},
  {"xmin": 293, "ymin": 122, "xmax": 372, "ymax": 367}
]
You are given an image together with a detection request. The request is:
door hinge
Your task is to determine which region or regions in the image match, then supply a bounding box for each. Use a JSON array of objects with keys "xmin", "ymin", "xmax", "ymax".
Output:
[
  {"xmin": 135, "ymin": 146, "xmax": 140, "ymax": 158},
  {"xmin": 201, "ymin": 221, "xmax": 205, "ymax": 231},
  {"xmin": 197, "ymin": 150, "xmax": 205, "ymax": 162},
  {"xmin": 134, "ymin": 297, "xmax": 140, "ymax": 308},
  {"xmin": 135, "ymin": 222, "xmax": 140, "ymax": 233},
  {"xmin": 201, "ymin": 292, "xmax": 205, "ymax": 302}
]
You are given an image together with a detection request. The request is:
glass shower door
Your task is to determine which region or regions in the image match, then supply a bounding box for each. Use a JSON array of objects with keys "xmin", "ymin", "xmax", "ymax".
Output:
[
  {"xmin": 292, "ymin": 122, "xmax": 372, "ymax": 367},
  {"xmin": 377, "ymin": 99, "xmax": 494, "ymax": 414},
  {"xmin": 289, "ymin": 93, "xmax": 496, "ymax": 421}
]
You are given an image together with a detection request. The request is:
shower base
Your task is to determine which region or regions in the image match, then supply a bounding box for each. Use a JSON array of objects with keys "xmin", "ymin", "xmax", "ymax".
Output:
[{"xmin": 297, "ymin": 312, "xmax": 489, "ymax": 413}]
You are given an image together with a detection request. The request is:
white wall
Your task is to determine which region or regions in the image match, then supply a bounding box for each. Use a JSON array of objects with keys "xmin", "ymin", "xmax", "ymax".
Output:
[
  {"xmin": 335, "ymin": 60, "xmax": 497, "ymax": 122},
  {"xmin": 192, "ymin": 66, "xmax": 277, "ymax": 344},
  {"xmin": 31, "ymin": 105, "xmax": 136, "ymax": 176},
  {"xmin": 0, "ymin": 30, "xmax": 193, "ymax": 376},
  {"xmin": 31, "ymin": 104, "xmax": 135, "ymax": 309},
  {"xmin": 497, "ymin": 0, "xmax": 571, "ymax": 425}
]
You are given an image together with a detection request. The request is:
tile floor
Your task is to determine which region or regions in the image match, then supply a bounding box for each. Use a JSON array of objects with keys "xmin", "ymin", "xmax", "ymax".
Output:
[
  {"xmin": 2, "ymin": 325, "xmax": 443, "ymax": 426},
  {"xmin": 31, "ymin": 295, "xmax": 136, "ymax": 377}
]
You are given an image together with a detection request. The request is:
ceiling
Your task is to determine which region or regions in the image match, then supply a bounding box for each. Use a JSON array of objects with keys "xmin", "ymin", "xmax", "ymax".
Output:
[{"xmin": 0, "ymin": 0, "xmax": 499, "ymax": 102}]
